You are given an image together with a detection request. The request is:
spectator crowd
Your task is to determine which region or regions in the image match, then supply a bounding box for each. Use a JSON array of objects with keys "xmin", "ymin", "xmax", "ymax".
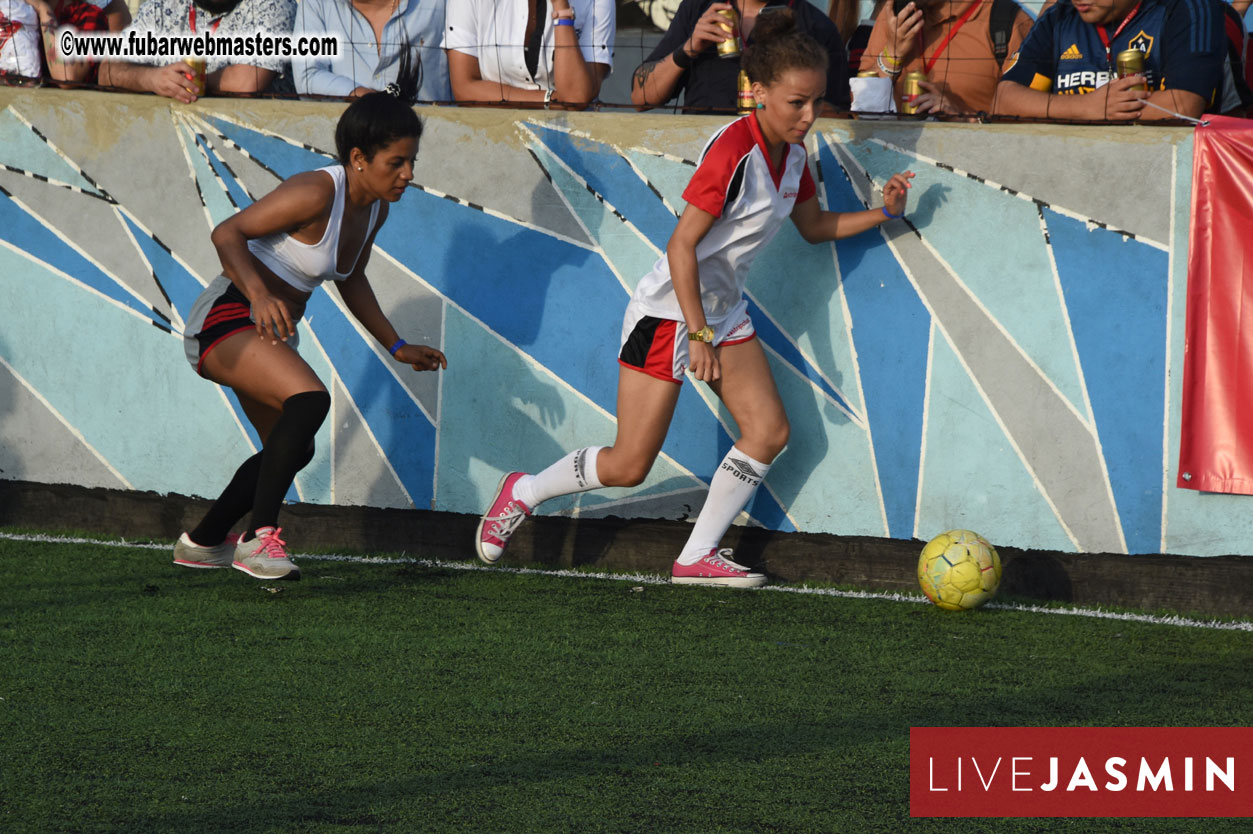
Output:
[{"xmin": 0, "ymin": 0, "xmax": 1249, "ymax": 120}]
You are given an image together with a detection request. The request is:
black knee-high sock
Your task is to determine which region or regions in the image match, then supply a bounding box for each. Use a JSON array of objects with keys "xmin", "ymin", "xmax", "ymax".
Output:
[
  {"xmin": 247, "ymin": 390, "xmax": 330, "ymax": 537},
  {"xmin": 189, "ymin": 441, "xmax": 317, "ymax": 546},
  {"xmin": 190, "ymin": 452, "xmax": 263, "ymax": 546}
]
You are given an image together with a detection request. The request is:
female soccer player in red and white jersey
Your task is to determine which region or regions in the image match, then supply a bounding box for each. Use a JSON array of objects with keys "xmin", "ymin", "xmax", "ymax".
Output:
[{"xmin": 477, "ymin": 8, "xmax": 913, "ymax": 587}]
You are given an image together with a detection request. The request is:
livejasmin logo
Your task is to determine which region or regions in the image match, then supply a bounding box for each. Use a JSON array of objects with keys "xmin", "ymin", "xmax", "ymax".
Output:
[
  {"xmin": 927, "ymin": 754, "xmax": 1235, "ymax": 793},
  {"xmin": 910, "ymin": 727, "xmax": 1253, "ymax": 818}
]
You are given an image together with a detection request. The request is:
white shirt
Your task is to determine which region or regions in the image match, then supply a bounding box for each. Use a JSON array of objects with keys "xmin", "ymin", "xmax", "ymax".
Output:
[
  {"xmin": 632, "ymin": 115, "xmax": 816, "ymax": 325},
  {"xmin": 0, "ymin": 0, "xmax": 39, "ymax": 77},
  {"xmin": 444, "ymin": 0, "xmax": 613, "ymax": 92}
]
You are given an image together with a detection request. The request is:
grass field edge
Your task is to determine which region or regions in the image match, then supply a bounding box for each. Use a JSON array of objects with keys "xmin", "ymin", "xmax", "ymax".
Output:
[{"xmin": 4, "ymin": 529, "xmax": 1250, "ymax": 634}]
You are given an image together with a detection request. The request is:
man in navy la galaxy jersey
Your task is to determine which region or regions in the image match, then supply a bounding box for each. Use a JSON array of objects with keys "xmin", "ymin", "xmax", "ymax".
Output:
[{"xmin": 996, "ymin": 0, "xmax": 1227, "ymax": 120}]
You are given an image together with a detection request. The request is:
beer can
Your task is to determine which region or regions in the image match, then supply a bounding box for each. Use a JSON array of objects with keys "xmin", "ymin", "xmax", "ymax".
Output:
[
  {"xmin": 715, "ymin": 8, "xmax": 741, "ymax": 59},
  {"xmin": 857, "ymin": 71, "xmax": 879, "ymax": 78},
  {"xmin": 184, "ymin": 57, "xmax": 206, "ymax": 97},
  {"xmin": 902, "ymin": 71, "xmax": 926, "ymax": 114},
  {"xmin": 737, "ymin": 70, "xmax": 755, "ymax": 115},
  {"xmin": 1116, "ymin": 48, "xmax": 1146, "ymax": 91}
]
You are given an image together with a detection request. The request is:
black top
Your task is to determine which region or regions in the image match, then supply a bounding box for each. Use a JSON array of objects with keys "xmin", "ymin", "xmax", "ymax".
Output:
[
  {"xmin": 845, "ymin": 21, "xmax": 872, "ymax": 79},
  {"xmin": 640, "ymin": 0, "xmax": 852, "ymax": 112}
]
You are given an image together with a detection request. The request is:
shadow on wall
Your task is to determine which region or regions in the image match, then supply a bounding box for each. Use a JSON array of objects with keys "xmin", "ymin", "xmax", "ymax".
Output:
[
  {"xmin": 743, "ymin": 247, "xmax": 848, "ymax": 546},
  {"xmin": 358, "ymin": 285, "xmax": 445, "ymax": 510},
  {"xmin": 0, "ymin": 330, "xmax": 16, "ymax": 487},
  {"xmin": 436, "ymin": 177, "xmax": 606, "ymax": 516},
  {"xmin": 737, "ymin": 133, "xmax": 949, "ymax": 546},
  {"xmin": 1001, "ymin": 550, "xmax": 1075, "ymax": 601}
]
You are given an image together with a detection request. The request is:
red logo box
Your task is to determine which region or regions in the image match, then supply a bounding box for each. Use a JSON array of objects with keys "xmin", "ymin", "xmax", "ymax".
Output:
[{"xmin": 911, "ymin": 727, "xmax": 1253, "ymax": 817}]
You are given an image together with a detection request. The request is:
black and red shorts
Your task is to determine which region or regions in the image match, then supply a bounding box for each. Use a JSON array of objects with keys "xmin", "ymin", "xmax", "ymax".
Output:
[
  {"xmin": 617, "ymin": 297, "xmax": 755, "ymax": 384},
  {"xmin": 182, "ymin": 275, "xmax": 300, "ymax": 375}
]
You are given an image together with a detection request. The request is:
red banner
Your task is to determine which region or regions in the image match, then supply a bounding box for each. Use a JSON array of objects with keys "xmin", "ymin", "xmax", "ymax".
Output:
[
  {"xmin": 911, "ymin": 727, "xmax": 1253, "ymax": 817},
  {"xmin": 1178, "ymin": 115, "xmax": 1253, "ymax": 494}
]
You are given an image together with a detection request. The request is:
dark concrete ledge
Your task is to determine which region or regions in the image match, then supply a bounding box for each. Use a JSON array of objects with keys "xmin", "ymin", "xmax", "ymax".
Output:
[{"xmin": 1, "ymin": 479, "xmax": 1250, "ymax": 618}]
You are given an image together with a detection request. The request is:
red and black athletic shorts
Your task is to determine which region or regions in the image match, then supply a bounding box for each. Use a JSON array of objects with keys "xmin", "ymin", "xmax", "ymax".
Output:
[
  {"xmin": 617, "ymin": 297, "xmax": 755, "ymax": 385},
  {"xmin": 181, "ymin": 274, "xmax": 300, "ymax": 375}
]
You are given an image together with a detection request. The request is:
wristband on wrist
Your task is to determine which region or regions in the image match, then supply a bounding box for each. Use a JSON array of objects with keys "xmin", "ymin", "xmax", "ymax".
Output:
[
  {"xmin": 388, "ymin": 339, "xmax": 407, "ymax": 356},
  {"xmin": 880, "ymin": 47, "xmax": 901, "ymax": 68},
  {"xmin": 672, "ymin": 45, "xmax": 694, "ymax": 70},
  {"xmin": 553, "ymin": 17, "xmax": 574, "ymax": 26},
  {"xmin": 876, "ymin": 56, "xmax": 902, "ymax": 78},
  {"xmin": 881, "ymin": 206, "xmax": 904, "ymax": 220},
  {"xmin": 552, "ymin": 6, "xmax": 575, "ymax": 19}
]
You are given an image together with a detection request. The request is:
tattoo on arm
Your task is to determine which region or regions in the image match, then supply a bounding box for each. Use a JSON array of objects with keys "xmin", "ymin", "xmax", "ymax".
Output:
[{"xmin": 633, "ymin": 61, "xmax": 660, "ymax": 91}]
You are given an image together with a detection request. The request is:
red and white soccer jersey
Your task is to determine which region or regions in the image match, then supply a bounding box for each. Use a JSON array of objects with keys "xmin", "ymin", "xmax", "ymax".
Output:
[{"xmin": 630, "ymin": 113, "xmax": 816, "ymax": 326}]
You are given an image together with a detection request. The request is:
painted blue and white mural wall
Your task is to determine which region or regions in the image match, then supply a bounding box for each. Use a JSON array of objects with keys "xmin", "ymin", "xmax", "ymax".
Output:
[{"xmin": 0, "ymin": 90, "xmax": 1243, "ymax": 557}]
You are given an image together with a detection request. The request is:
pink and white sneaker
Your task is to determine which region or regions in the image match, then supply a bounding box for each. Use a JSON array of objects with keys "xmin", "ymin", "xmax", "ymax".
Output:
[
  {"xmin": 172, "ymin": 532, "xmax": 241, "ymax": 569},
  {"xmin": 232, "ymin": 527, "xmax": 300, "ymax": 581},
  {"xmin": 671, "ymin": 548, "xmax": 766, "ymax": 588},
  {"xmin": 476, "ymin": 472, "xmax": 532, "ymax": 565}
]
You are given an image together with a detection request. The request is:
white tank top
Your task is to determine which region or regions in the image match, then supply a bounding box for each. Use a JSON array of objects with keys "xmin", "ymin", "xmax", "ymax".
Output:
[{"xmin": 247, "ymin": 165, "xmax": 381, "ymax": 294}]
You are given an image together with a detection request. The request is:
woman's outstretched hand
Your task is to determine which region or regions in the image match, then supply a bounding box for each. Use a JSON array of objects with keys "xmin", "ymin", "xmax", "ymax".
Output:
[
  {"xmin": 396, "ymin": 343, "xmax": 447, "ymax": 372},
  {"xmin": 883, "ymin": 171, "xmax": 915, "ymax": 218}
]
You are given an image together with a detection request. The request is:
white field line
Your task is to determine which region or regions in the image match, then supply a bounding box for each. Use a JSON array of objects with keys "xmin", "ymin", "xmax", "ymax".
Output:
[{"xmin": 2, "ymin": 531, "xmax": 1250, "ymax": 633}]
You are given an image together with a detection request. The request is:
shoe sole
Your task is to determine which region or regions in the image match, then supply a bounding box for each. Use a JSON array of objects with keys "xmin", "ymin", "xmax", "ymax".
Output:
[
  {"xmin": 173, "ymin": 558, "xmax": 229, "ymax": 569},
  {"xmin": 672, "ymin": 575, "xmax": 767, "ymax": 588},
  {"xmin": 474, "ymin": 473, "xmax": 512, "ymax": 566},
  {"xmin": 232, "ymin": 561, "xmax": 301, "ymax": 581}
]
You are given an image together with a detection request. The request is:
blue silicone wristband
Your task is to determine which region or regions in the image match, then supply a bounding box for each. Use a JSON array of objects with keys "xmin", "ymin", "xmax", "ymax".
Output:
[
  {"xmin": 882, "ymin": 206, "xmax": 904, "ymax": 220},
  {"xmin": 554, "ymin": 17, "xmax": 574, "ymax": 26},
  {"xmin": 388, "ymin": 339, "xmax": 407, "ymax": 356}
]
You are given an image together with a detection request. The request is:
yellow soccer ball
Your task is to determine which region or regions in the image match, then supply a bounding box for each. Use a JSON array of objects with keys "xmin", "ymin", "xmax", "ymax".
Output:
[{"xmin": 918, "ymin": 529, "xmax": 1002, "ymax": 611}]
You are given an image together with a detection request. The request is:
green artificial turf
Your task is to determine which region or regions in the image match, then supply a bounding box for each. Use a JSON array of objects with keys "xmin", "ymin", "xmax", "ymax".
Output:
[{"xmin": 1, "ymin": 535, "xmax": 1250, "ymax": 833}]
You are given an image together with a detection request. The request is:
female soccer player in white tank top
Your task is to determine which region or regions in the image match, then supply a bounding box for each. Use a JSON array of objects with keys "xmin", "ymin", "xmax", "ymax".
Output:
[
  {"xmin": 477, "ymin": 9, "xmax": 914, "ymax": 587},
  {"xmin": 173, "ymin": 88, "xmax": 446, "ymax": 581}
]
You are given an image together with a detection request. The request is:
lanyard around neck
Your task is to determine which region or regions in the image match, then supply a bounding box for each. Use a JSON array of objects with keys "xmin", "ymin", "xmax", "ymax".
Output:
[
  {"xmin": 188, "ymin": 6, "xmax": 223, "ymax": 34},
  {"xmin": 1095, "ymin": 2, "xmax": 1143, "ymax": 68},
  {"xmin": 922, "ymin": 0, "xmax": 981, "ymax": 77}
]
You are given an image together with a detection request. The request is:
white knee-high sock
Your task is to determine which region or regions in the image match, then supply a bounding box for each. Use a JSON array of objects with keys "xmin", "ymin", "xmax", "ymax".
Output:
[
  {"xmin": 513, "ymin": 446, "xmax": 605, "ymax": 509},
  {"xmin": 677, "ymin": 447, "xmax": 773, "ymax": 565}
]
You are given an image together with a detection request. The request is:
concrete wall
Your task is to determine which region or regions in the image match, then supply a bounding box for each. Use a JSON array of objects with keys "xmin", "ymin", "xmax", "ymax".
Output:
[{"xmin": 0, "ymin": 88, "xmax": 1246, "ymax": 557}]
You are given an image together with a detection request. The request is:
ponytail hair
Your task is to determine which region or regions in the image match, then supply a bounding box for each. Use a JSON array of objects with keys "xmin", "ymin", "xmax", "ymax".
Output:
[
  {"xmin": 386, "ymin": 36, "xmax": 423, "ymax": 105},
  {"xmin": 333, "ymin": 32, "xmax": 425, "ymax": 164},
  {"xmin": 741, "ymin": 8, "xmax": 828, "ymax": 86}
]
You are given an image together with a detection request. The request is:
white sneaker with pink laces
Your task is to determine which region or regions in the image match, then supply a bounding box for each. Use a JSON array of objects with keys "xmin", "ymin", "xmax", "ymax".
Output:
[
  {"xmin": 671, "ymin": 548, "xmax": 766, "ymax": 588},
  {"xmin": 476, "ymin": 472, "xmax": 532, "ymax": 565},
  {"xmin": 173, "ymin": 532, "xmax": 241, "ymax": 569},
  {"xmin": 232, "ymin": 527, "xmax": 300, "ymax": 581}
]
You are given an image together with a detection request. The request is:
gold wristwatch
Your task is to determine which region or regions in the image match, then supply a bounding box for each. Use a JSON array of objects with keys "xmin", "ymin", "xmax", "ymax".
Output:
[{"xmin": 688, "ymin": 326, "xmax": 714, "ymax": 343}]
